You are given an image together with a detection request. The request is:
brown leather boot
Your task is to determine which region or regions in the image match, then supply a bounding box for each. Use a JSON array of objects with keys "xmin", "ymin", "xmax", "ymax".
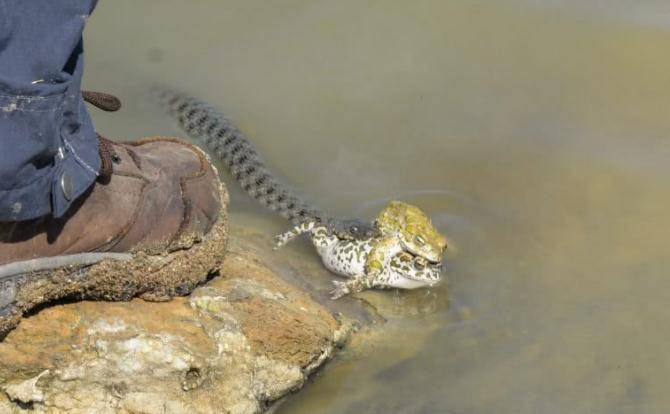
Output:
[{"xmin": 0, "ymin": 94, "xmax": 228, "ymax": 338}]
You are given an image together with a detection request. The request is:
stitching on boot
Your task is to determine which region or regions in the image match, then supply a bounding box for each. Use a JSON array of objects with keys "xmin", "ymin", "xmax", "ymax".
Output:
[
  {"xmin": 174, "ymin": 142, "xmax": 213, "ymax": 244},
  {"xmin": 129, "ymin": 137, "xmax": 213, "ymax": 246},
  {"xmin": 126, "ymin": 147, "xmax": 142, "ymax": 170},
  {"xmin": 100, "ymin": 179, "xmax": 151, "ymax": 252}
]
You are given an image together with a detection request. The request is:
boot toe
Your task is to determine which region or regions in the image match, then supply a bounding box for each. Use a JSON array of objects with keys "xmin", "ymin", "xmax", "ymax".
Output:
[{"xmin": 123, "ymin": 137, "xmax": 225, "ymax": 249}]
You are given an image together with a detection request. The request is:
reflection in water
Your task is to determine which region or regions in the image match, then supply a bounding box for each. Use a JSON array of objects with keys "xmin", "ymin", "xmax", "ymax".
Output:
[{"xmin": 85, "ymin": 1, "xmax": 670, "ymax": 413}]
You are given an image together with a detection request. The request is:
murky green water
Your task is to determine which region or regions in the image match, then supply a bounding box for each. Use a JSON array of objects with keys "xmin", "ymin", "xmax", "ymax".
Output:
[{"xmin": 85, "ymin": 1, "xmax": 670, "ymax": 412}]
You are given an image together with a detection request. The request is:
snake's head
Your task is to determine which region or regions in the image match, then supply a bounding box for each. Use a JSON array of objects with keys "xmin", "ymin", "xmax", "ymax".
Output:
[
  {"xmin": 327, "ymin": 218, "xmax": 381, "ymax": 241},
  {"xmin": 375, "ymin": 201, "xmax": 447, "ymax": 263}
]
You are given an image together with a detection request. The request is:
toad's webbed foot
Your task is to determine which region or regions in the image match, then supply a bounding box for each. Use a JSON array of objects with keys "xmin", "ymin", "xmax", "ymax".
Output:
[
  {"xmin": 330, "ymin": 280, "xmax": 352, "ymax": 300},
  {"xmin": 273, "ymin": 231, "xmax": 295, "ymax": 250}
]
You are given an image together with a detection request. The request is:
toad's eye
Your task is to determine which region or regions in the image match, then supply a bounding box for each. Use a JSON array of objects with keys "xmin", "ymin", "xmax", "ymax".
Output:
[
  {"xmin": 415, "ymin": 235, "xmax": 425, "ymax": 245},
  {"xmin": 350, "ymin": 226, "xmax": 358, "ymax": 232}
]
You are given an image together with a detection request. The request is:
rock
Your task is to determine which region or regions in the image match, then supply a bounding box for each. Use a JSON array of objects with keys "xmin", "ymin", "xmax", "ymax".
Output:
[
  {"xmin": 3, "ymin": 370, "xmax": 49, "ymax": 405},
  {"xmin": 0, "ymin": 233, "xmax": 358, "ymax": 414}
]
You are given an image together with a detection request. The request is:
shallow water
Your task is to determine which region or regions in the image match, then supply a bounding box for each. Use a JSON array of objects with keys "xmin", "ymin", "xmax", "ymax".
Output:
[{"xmin": 85, "ymin": 1, "xmax": 670, "ymax": 413}]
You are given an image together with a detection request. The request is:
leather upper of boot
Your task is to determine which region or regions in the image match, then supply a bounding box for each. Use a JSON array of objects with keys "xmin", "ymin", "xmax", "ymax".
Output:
[{"xmin": 0, "ymin": 136, "xmax": 223, "ymax": 265}]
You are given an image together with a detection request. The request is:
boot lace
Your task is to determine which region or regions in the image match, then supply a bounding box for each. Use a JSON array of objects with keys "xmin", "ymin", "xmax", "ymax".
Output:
[{"xmin": 82, "ymin": 90, "xmax": 122, "ymax": 183}]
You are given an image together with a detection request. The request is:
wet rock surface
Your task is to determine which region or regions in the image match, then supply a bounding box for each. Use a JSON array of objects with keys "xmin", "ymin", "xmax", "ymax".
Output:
[{"xmin": 0, "ymin": 230, "xmax": 367, "ymax": 414}]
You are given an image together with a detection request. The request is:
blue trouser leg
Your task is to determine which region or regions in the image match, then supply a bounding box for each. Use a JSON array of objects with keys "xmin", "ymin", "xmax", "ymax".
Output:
[{"xmin": 0, "ymin": 0, "xmax": 100, "ymax": 221}]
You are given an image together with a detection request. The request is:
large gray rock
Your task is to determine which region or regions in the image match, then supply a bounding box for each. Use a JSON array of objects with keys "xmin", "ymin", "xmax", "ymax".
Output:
[{"xmin": 0, "ymin": 232, "xmax": 358, "ymax": 414}]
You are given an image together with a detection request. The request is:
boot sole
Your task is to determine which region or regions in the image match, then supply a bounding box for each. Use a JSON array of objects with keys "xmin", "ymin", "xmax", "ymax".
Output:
[{"xmin": 0, "ymin": 187, "xmax": 229, "ymax": 339}]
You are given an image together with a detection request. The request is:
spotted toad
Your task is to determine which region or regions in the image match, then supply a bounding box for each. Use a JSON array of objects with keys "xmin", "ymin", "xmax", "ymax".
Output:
[{"xmin": 274, "ymin": 201, "xmax": 447, "ymax": 298}]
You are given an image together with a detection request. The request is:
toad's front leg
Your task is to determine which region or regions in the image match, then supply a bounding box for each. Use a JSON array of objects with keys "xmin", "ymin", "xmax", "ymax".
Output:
[
  {"xmin": 364, "ymin": 237, "xmax": 402, "ymax": 278},
  {"xmin": 273, "ymin": 220, "xmax": 323, "ymax": 249}
]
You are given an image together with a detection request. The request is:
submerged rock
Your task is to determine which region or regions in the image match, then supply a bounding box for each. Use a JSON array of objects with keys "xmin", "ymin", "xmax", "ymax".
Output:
[{"xmin": 0, "ymin": 235, "xmax": 356, "ymax": 414}]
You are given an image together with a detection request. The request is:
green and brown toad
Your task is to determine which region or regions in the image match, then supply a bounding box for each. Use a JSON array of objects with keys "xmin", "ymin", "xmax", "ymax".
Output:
[{"xmin": 274, "ymin": 201, "xmax": 448, "ymax": 299}]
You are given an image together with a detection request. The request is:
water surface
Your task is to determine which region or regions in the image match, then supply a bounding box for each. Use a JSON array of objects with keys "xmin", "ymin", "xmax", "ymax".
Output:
[{"xmin": 85, "ymin": 1, "xmax": 670, "ymax": 413}]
